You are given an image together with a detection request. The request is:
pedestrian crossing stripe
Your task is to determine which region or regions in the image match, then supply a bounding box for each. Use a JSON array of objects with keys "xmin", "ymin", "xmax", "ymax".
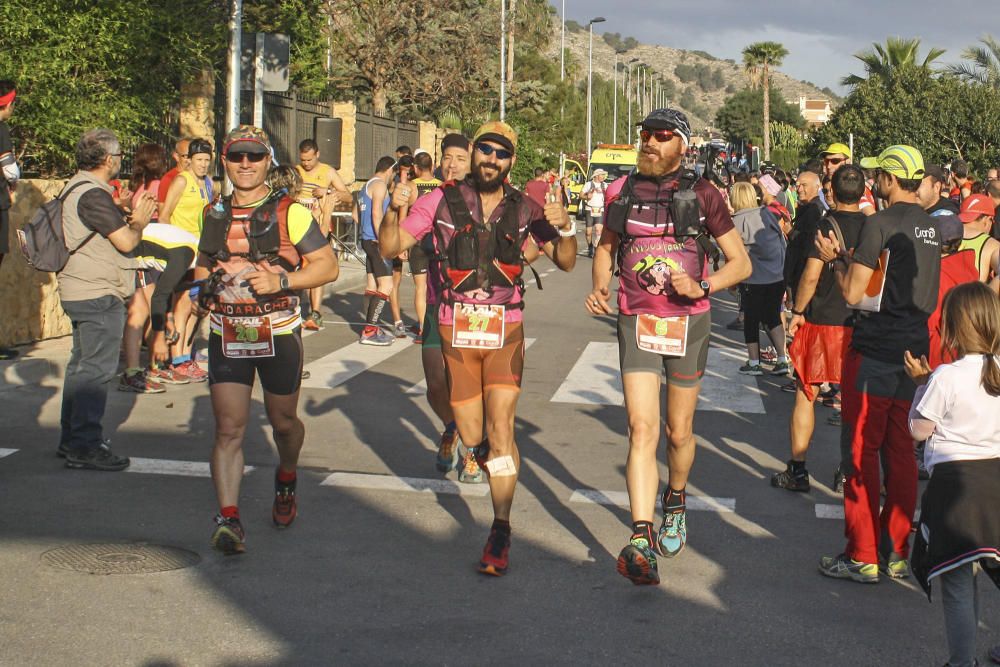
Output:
[
  {"xmin": 550, "ymin": 343, "xmax": 767, "ymax": 413},
  {"xmin": 301, "ymin": 334, "xmax": 414, "ymax": 389},
  {"xmin": 124, "ymin": 458, "xmax": 255, "ymax": 478},
  {"xmin": 0, "ymin": 448, "xmax": 18, "ymax": 459},
  {"xmin": 814, "ymin": 503, "xmax": 921, "ymax": 522},
  {"xmin": 569, "ymin": 488, "xmax": 736, "ymax": 513},
  {"xmin": 320, "ymin": 471, "xmax": 490, "ymax": 497}
]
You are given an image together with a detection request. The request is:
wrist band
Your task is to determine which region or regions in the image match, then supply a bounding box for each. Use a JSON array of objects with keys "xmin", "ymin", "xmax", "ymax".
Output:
[
  {"xmin": 791, "ymin": 309, "xmax": 805, "ymax": 316},
  {"xmin": 558, "ymin": 223, "xmax": 576, "ymax": 237}
]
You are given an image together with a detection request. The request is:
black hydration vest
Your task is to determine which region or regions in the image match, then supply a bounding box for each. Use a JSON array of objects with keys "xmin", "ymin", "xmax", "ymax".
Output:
[
  {"xmin": 197, "ymin": 189, "xmax": 296, "ymax": 272},
  {"xmin": 604, "ymin": 170, "xmax": 720, "ymax": 276},
  {"xmin": 434, "ymin": 184, "xmax": 541, "ymax": 309}
]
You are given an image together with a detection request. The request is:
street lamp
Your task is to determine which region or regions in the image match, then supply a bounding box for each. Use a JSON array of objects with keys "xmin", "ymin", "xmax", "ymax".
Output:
[
  {"xmin": 636, "ymin": 64, "xmax": 647, "ymax": 118},
  {"xmin": 586, "ymin": 16, "xmax": 606, "ymax": 160},
  {"xmin": 627, "ymin": 58, "xmax": 639, "ymax": 140},
  {"xmin": 613, "ymin": 49, "xmax": 626, "ymax": 144},
  {"xmin": 500, "ymin": 0, "xmax": 507, "ymax": 121}
]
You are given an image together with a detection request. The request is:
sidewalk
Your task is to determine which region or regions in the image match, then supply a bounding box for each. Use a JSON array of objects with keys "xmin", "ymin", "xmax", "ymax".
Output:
[{"xmin": 0, "ymin": 257, "xmax": 369, "ymax": 392}]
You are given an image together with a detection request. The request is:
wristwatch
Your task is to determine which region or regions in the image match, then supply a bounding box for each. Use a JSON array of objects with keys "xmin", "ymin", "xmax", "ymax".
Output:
[
  {"xmin": 279, "ymin": 273, "xmax": 291, "ymax": 291},
  {"xmin": 699, "ymin": 280, "xmax": 711, "ymax": 297}
]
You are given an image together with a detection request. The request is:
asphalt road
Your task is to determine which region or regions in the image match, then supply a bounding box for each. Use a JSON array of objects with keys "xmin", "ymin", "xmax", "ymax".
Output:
[{"xmin": 0, "ymin": 247, "xmax": 995, "ymax": 666}]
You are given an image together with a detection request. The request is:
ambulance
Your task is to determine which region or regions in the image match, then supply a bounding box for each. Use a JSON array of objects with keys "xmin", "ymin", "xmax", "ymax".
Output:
[{"xmin": 564, "ymin": 144, "xmax": 638, "ymax": 216}]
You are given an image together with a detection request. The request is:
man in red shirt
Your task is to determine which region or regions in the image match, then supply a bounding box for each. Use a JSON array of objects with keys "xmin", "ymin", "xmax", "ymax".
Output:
[{"xmin": 157, "ymin": 138, "xmax": 191, "ymax": 209}]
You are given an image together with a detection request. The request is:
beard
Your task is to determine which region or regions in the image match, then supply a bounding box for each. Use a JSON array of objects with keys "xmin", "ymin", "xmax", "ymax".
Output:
[
  {"xmin": 637, "ymin": 149, "xmax": 681, "ymax": 178},
  {"xmin": 472, "ymin": 160, "xmax": 509, "ymax": 192}
]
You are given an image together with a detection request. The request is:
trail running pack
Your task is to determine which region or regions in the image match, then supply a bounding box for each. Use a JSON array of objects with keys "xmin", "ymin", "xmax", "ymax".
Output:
[
  {"xmin": 198, "ymin": 189, "xmax": 299, "ymax": 272},
  {"xmin": 604, "ymin": 170, "xmax": 720, "ymax": 277},
  {"xmin": 434, "ymin": 183, "xmax": 541, "ymax": 309},
  {"xmin": 17, "ymin": 181, "xmax": 96, "ymax": 272}
]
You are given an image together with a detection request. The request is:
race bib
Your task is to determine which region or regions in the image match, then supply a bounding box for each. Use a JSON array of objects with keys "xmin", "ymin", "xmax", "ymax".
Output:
[
  {"xmin": 452, "ymin": 304, "xmax": 505, "ymax": 349},
  {"xmin": 221, "ymin": 315, "xmax": 275, "ymax": 358},
  {"xmin": 635, "ymin": 314, "xmax": 688, "ymax": 357}
]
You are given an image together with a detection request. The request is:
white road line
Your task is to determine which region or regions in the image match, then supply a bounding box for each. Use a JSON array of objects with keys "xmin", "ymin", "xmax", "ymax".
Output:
[
  {"xmin": 0, "ymin": 448, "xmax": 18, "ymax": 459},
  {"xmin": 301, "ymin": 336, "xmax": 413, "ymax": 389},
  {"xmin": 125, "ymin": 458, "xmax": 255, "ymax": 478},
  {"xmin": 815, "ymin": 503, "xmax": 921, "ymax": 522},
  {"xmin": 550, "ymin": 343, "xmax": 766, "ymax": 413},
  {"xmin": 405, "ymin": 338, "xmax": 536, "ymax": 395},
  {"xmin": 320, "ymin": 471, "xmax": 490, "ymax": 497},
  {"xmin": 569, "ymin": 488, "xmax": 736, "ymax": 513}
]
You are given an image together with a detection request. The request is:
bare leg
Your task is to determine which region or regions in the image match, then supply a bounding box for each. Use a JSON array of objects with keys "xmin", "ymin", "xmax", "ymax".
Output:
[
  {"xmin": 482, "ymin": 388, "xmax": 520, "ymax": 520},
  {"xmin": 789, "ymin": 386, "xmax": 817, "ymax": 461},
  {"xmin": 123, "ymin": 286, "xmax": 152, "ymax": 370},
  {"xmin": 210, "ymin": 383, "xmax": 253, "ymax": 508},
  {"xmin": 263, "ymin": 389, "xmax": 305, "ymax": 474},
  {"xmin": 622, "ymin": 372, "xmax": 662, "ymax": 522},
  {"xmin": 664, "ymin": 382, "xmax": 700, "ymax": 491}
]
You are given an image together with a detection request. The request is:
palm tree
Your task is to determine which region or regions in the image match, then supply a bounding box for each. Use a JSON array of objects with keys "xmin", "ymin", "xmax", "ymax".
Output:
[
  {"xmin": 742, "ymin": 41, "xmax": 788, "ymax": 160},
  {"xmin": 947, "ymin": 35, "xmax": 1000, "ymax": 89},
  {"xmin": 840, "ymin": 37, "xmax": 946, "ymax": 87}
]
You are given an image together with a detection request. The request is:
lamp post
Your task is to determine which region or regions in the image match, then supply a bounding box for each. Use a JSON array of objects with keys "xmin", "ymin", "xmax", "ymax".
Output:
[
  {"xmin": 500, "ymin": 0, "xmax": 506, "ymax": 120},
  {"xmin": 627, "ymin": 58, "xmax": 638, "ymax": 143},
  {"xmin": 613, "ymin": 49, "xmax": 626, "ymax": 144},
  {"xmin": 586, "ymin": 16, "xmax": 606, "ymax": 160},
  {"xmin": 560, "ymin": 0, "xmax": 565, "ymax": 82}
]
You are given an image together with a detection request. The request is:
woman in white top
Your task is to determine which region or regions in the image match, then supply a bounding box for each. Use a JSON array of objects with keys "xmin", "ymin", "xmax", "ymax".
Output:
[{"xmin": 905, "ymin": 281, "xmax": 1000, "ymax": 667}]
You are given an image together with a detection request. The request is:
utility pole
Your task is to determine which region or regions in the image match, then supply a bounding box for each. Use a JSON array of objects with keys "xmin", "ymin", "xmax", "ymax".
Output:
[
  {"xmin": 586, "ymin": 17, "xmax": 606, "ymax": 159},
  {"xmin": 225, "ymin": 0, "xmax": 243, "ymax": 194},
  {"xmin": 499, "ymin": 0, "xmax": 506, "ymax": 120}
]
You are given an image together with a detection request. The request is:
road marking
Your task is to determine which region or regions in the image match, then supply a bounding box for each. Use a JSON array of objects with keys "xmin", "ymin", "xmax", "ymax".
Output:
[
  {"xmin": 320, "ymin": 471, "xmax": 490, "ymax": 497},
  {"xmin": 125, "ymin": 457, "xmax": 255, "ymax": 478},
  {"xmin": 550, "ymin": 343, "xmax": 766, "ymax": 413},
  {"xmin": 569, "ymin": 488, "xmax": 736, "ymax": 513},
  {"xmin": 301, "ymin": 336, "xmax": 413, "ymax": 389},
  {"xmin": 815, "ymin": 503, "xmax": 921, "ymax": 522},
  {"xmin": 0, "ymin": 448, "xmax": 18, "ymax": 459},
  {"xmin": 405, "ymin": 338, "xmax": 536, "ymax": 395}
]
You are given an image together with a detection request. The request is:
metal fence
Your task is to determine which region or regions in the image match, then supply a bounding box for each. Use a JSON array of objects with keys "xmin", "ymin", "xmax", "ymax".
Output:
[{"xmin": 354, "ymin": 105, "xmax": 419, "ymax": 180}]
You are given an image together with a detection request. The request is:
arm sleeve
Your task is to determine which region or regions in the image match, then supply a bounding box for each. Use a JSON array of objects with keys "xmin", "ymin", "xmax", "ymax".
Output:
[
  {"xmin": 77, "ymin": 188, "xmax": 127, "ymax": 236},
  {"xmin": 400, "ymin": 188, "xmax": 442, "ymax": 241},
  {"xmin": 149, "ymin": 247, "xmax": 195, "ymax": 332},
  {"xmin": 287, "ymin": 203, "xmax": 328, "ymax": 255},
  {"xmin": 850, "ymin": 216, "xmax": 885, "ymax": 269}
]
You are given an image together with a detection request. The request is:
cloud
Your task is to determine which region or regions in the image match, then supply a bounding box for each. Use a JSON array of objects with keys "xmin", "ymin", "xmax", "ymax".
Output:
[{"xmin": 550, "ymin": 0, "xmax": 996, "ymax": 92}]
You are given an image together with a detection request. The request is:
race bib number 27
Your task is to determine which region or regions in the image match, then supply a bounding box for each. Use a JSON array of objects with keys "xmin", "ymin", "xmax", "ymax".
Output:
[{"xmin": 452, "ymin": 305, "xmax": 505, "ymax": 349}]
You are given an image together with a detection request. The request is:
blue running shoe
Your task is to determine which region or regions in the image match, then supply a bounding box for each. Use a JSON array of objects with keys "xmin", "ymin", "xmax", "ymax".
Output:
[{"xmin": 657, "ymin": 508, "xmax": 687, "ymax": 558}]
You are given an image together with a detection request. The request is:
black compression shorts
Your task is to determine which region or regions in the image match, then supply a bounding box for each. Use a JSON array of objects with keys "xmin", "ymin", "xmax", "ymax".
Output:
[
  {"xmin": 208, "ymin": 329, "xmax": 303, "ymax": 396},
  {"xmin": 362, "ymin": 239, "xmax": 392, "ymax": 278}
]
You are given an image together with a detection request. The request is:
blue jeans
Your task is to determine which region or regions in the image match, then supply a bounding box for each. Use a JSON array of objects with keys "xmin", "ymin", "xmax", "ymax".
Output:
[{"xmin": 60, "ymin": 295, "xmax": 126, "ymax": 454}]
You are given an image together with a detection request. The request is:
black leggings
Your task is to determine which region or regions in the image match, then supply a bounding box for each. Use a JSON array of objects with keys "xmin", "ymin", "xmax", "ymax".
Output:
[{"xmin": 741, "ymin": 281, "xmax": 785, "ymax": 344}]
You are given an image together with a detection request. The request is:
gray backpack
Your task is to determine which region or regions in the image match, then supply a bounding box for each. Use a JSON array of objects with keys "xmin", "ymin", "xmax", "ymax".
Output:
[{"xmin": 16, "ymin": 181, "xmax": 96, "ymax": 272}]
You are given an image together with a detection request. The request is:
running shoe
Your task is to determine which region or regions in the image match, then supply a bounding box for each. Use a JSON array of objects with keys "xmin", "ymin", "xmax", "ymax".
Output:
[
  {"xmin": 309, "ymin": 311, "xmax": 324, "ymax": 329},
  {"xmin": 393, "ymin": 321, "xmax": 407, "ymax": 338},
  {"xmin": 770, "ymin": 360, "xmax": 792, "ymax": 376},
  {"xmin": 174, "ymin": 360, "xmax": 208, "ymax": 382},
  {"xmin": 118, "ymin": 371, "xmax": 165, "ymax": 394},
  {"xmin": 272, "ymin": 470, "xmax": 297, "ymax": 528},
  {"xmin": 760, "ymin": 346, "xmax": 777, "ymax": 364},
  {"xmin": 478, "ymin": 525, "xmax": 511, "ymax": 576},
  {"xmin": 64, "ymin": 441, "xmax": 130, "ymax": 472},
  {"xmin": 211, "ymin": 515, "xmax": 246, "ymax": 555},
  {"xmin": 738, "ymin": 361, "xmax": 763, "ymax": 376},
  {"xmin": 359, "ymin": 328, "xmax": 394, "ymax": 346},
  {"xmin": 656, "ymin": 507, "xmax": 687, "ymax": 558},
  {"xmin": 413, "ymin": 332, "xmax": 423, "ymax": 345},
  {"xmin": 436, "ymin": 429, "xmax": 460, "ymax": 472},
  {"xmin": 301, "ymin": 369, "xmax": 311, "ymax": 380},
  {"xmin": 827, "ymin": 411, "xmax": 842, "ymax": 427},
  {"xmin": 780, "ymin": 379, "xmax": 798, "ymax": 393},
  {"xmin": 616, "ymin": 533, "xmax": 660, "ymax": 585},
  {"xmin": 879, "ymin": 552, "xmax": 910, "ymax": 579},
  {"xmin": 771, "ymin": 461, "xmax": 810, "ymax": 492},
  {"xmin": 818, "ymin": 553, "xmax": 878, "ymax": 583},
  {"xmin": 0, "ymin": 347, "xmax": 19, "ymax": 360},
  {"xmin": 148, "ymin": 366, "xmax": 191, "ymax": 385},
  {"xmin": 458, "ymin": 448, "xmax": 485, "ymax": 484},
  {"xmin": 302, "ymin": 317, "xmax": 320, "ymax": 331},
  {"xmin": 725, "ymin": 317, "xmax": 744, "ymax": 331}
]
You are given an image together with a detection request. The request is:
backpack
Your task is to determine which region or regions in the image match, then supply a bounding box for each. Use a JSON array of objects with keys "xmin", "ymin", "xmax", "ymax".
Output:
[{"xmin": 16, "ymin": 181, "xmax": 96, "ymax": 272}]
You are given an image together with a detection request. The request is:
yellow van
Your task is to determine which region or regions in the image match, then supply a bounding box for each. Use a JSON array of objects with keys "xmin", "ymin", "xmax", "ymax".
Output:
[{"xmin": 566, "ymin": 144, "xmax": 637, "ymax": 215}]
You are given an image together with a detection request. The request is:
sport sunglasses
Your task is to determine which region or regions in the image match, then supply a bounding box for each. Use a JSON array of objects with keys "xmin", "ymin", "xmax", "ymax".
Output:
[
  {"xmin": 640, "ymin": 128, "xmax": 676, "ymax": 143},
  {"xmin": 475, "ymin": 142, "xmax": 513, "ymax": 160},
  {"xmin": 225, "ymin": 151, "xmax": 268, "ymax": 163},
  {"xmin": 823, "ymin": 156, "xmax": 846, "ymax": 166}
]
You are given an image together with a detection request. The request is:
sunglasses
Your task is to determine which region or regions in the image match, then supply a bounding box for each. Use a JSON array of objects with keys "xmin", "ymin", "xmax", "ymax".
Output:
[
  {"xmin": 823, "ymin": 157, "xmax": 846, "ymax": 166},
  {"xmin": 225, "ymin": 151, "xmax": 268, "ymax": 163},
  {"xmin": 640, "ymin": 128, "xmax": 676, "ymax": 143},
  {"xmin": 475, "ymin": 143, "xmax": 513, "ymax": 160}
]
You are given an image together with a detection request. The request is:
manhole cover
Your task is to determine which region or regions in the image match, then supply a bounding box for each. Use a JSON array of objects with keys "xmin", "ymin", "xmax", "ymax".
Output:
[{"xmin": 41, "ymin": 543, "xmax": 201, "ymax": 575}]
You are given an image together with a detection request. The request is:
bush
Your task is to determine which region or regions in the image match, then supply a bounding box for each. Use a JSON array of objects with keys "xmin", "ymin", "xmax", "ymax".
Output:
[{"xmin": 770, "ymin": 148, "xmax": 803, "ymax": 172}]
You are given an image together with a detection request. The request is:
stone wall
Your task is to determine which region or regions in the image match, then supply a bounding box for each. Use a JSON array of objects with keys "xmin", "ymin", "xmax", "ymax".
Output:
[
  {"xmin": 332, "ymin": 102, "xmax": 358, "ymax": 186},
  {"xmin": 0, "ymin": 179, "xmax": 72, "ymax": 346}
]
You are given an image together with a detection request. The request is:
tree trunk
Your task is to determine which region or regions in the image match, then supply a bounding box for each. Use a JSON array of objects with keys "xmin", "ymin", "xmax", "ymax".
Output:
[
  {"xmin": 373, "ymin": 85, "xmax": 388, "ymax": 115},
  {"xmin": 762, "ymin": 68, "xmax": 771, "ymax": 161}
]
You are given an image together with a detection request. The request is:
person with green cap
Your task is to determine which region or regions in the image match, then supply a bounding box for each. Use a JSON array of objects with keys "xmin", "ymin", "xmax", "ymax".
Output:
[
  {"xmin": 814, "ymin": 145, "xmax": 941, "ymax": 583},
  {"xmin": 820, "ymin": 142, "xmax": 876, "ymax": 215}
]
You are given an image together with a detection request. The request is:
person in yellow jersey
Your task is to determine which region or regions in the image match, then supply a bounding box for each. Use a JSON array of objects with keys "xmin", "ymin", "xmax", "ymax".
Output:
[
  {"xmin": 160, "ymin": 137, "xmax": 214, "ymax": 380},
  {"xmin": 296, "ymin": 139, "xmax": 350, "ymax": 330}
]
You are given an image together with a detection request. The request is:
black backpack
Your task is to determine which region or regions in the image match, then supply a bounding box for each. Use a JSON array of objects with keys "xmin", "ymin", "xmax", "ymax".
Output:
[{"xmin": 17, "ymin": 181, "xmax": 96, "ymax": 272}]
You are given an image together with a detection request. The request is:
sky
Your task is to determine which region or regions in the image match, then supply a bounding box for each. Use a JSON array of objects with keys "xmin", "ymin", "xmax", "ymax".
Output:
[{"xmin": 549, "ymin": 0, "xmax": 1000, "ymax": 94}]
